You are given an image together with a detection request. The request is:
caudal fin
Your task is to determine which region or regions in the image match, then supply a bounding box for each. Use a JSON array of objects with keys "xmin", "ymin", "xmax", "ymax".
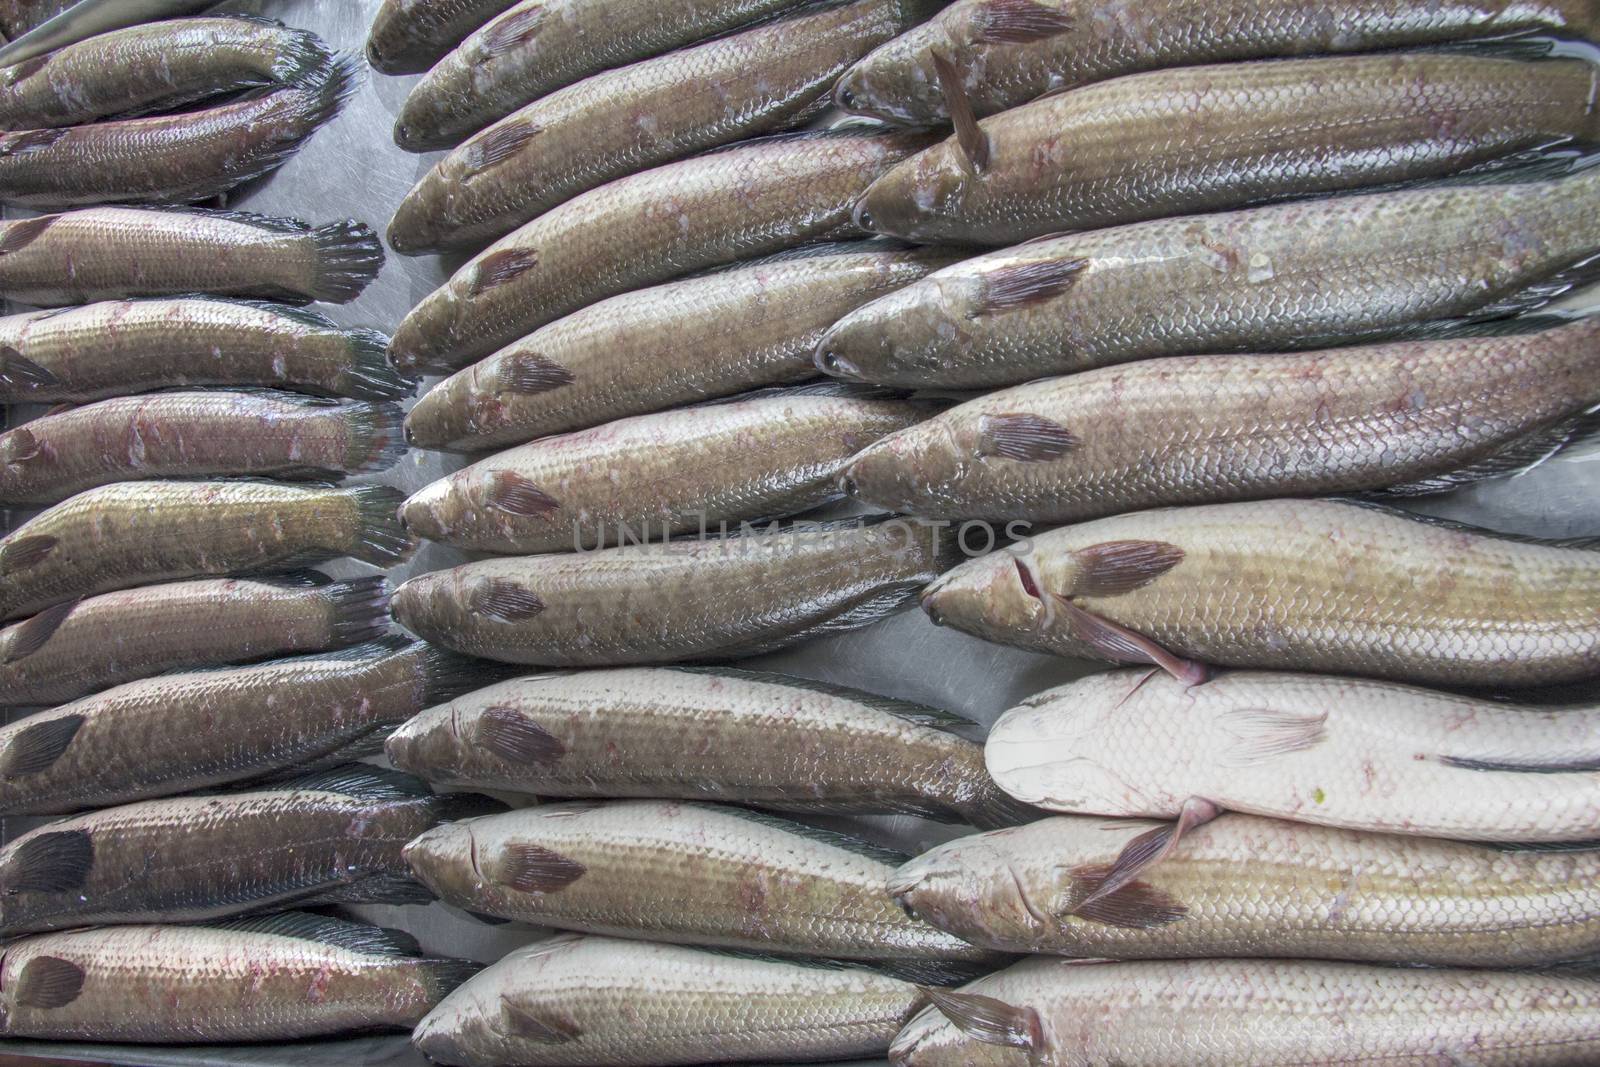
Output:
[{"xmin": 308, "ymin": 219, "xmax": 384, "ymax": 304}]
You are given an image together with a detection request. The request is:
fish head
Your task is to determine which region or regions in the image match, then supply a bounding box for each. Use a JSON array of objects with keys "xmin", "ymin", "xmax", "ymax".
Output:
[
  {"xmin": 390, "ymin": 570, "xmax": 461, "ymax": 645},
  {"xmin": 842, "ymin": 420, "xmax": 970, "ymax": 514},
  {"xmin": 399, "ymin": 477, "xmax": 456, "ymax": 543},
  {"xmin": 920, "ymin": 547, "xmax": 1045, "ymax": 640},
  {"xmin": 891, "ymin": 999, "xmax": 1021, "ymax": 1067},
  {"xmin": 388, "ymin": 287, "xmax": 462, "ymax": 374},
  {"xmin": 402, "ymin": 821, "xmax": 487, "ymax": 900},
  {"xmin": 888, "ymin": 837, "xmax": 1003, "ymax": 933},
  {"xmin": 384, "ymin": 704, "xmax": 456, "ymax": 777},
  {"xmin": 412, "ymin": 979, "xmax": 509, "ymax": 1067},
  {"xmin": 385, "ymin": 173, "xmax": 452, "ymax": 257},
  {"xmin": 814, "ymin": 272, "xmax": 985, "ymax": 388},
  {"xmin": 834, "ymin": 32, "xmax": 944, "ymax": 124},
  {"xmin": 855, "ymin": 143, "xmax": 972, "ymax": 243}
]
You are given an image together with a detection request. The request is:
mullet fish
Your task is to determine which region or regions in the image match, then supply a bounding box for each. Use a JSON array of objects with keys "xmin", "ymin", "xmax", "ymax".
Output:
[
  {"xmin": 404, "ymin": 243, "xmax": 955, "ymax": 452},
  {"xmin": 0, "ymin": 572, "xmax": 389, "ymax": 708},
  {"xmin": 0, "ymin": 481, "xmax": 412, "ymax": 623},
  {"xmin": 836, "ymin": 0, "xmax": 1600, "ymax": 124},
  {"xmin": 393, "ymin": 516, "xmax": 958, "ymax": 665},
  {"xmin": 396, "ymin": 0, "xmax": 808, "ymax": 150},
  {"xmin": 0, "ymin": 636, "xmax": 494, "ymax": 815},
  {"xmin": 0, "ymin": 913, "xmax": 480, "ymax": 1042},
  {"xmin": 891, "ymin": 812, "xmax": 1600, "ymax": 966},
  {"xmin": 385, "ymin": 666, "xmax": 1032, "ymax": 828},
  {"xmin": 843, "ymin": 317, "xmax": 1600, "ymax": 522},
  {"xmin": 0, "ymin": 766, "xmax": 491, "ymax": 936},
  {"xmin": 0, "ymin": 299, "xmax": 409, "ymax": 404},
  {"xmin": 922, "ymin": 498, "xmax": 1600, "ymax": 686},
  {"xmin": 0, "ymin": 16, "xmax": 335, "ymax": 130},
  {"xmin": 400, "ymin": 387, "xmax": 925, "ymax": 553},
  {"xmin": 816, "ymin": 163, "xmax": 1600, "ymax": 389},
  {"xmin": 0, "ymin": 390, "xmax": 404, "ymax": 507},
  {"xmin": 403, "ymin": 800, "xmax": 996, "ymax": 965},
  {"xmin": 367, "ymin": 0, "xmax": 520, "ymax": 74},
  {"xmin": 390, "ymin": 0, "xmax": 928, "ymax": 251},
  {"xmin": 389, "ymin": 128, "xmax": 932, "ymax": 371},
  {"xmin": 890, "ymin": 957, "xmax": 1600, "ymax": 1067},
  {"xmin": 0, "ymin": 207, "xmax": 384, "ymax": 306},
  {"xmin": 412, "ymin": 934, "xmax": 924, "ymax": 1067}
]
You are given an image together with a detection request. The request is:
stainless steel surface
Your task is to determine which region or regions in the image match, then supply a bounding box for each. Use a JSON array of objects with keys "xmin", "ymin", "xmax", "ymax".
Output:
[
  {"xmin": 1, "ymin": 1, "xmax": 1598, "ymax": 1063},
  {"xmin": 0, "ymin": 0, "xmax": 219, "ymax": 65}
]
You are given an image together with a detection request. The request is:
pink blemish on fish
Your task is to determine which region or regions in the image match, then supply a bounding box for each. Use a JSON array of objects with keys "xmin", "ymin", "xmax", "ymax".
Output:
[{"xmin": 305, "ymin": 965, "xmax": 333, "ymax": 1004}]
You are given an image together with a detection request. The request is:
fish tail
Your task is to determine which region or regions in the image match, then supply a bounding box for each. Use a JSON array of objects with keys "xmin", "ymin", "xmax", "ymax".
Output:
[
  {"xmin": 306, "ymin": 219, "xmax": 384, "ymax": 305},
  {"xmin": 319, "ymin": 574, "xmax": 391, "ymax": 646},
  {"xmin": 271, "ymin": 24, "xmax": 340, "ymax": 87},
  {"xmin": 415, "ymin": 956, "xmax": 484, "ymax": 1002},
  {"xmin": 344, "ymin": 484, "xmax": 416, "ymax": 565},
  {"xmin": 333, "ymin": 327, "xmax": 416, "ymax": 401},
  {"xmin": 965, "ymin": 784, "xmax": 1043, "ymax": 831},
  {"xmin": 419, "ymin": 642, "xmax": 517, "ymax": 706},
  {"xmin": 345, "ymin": 401, "xmax": 407, "ymax": 475}
]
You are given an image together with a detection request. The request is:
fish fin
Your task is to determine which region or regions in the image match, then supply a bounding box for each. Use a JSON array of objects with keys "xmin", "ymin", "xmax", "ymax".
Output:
[
  {"xmin": 1070, "ymin": 540, "xmax": 1185, "ymax": 598},
  {"xmin": 1045, "ymin": 590, "xmax": 1210, "ymax": 685},
  {"xmin": 964, "ymin": 789, "xmax": 1045, "ymax": 830},
  {"xmin": 135, "ymin": 204, "xmax": 313, "ymax": 233},
  {"xmin": 1415, "ymin": 149, "xmax": 1597, "ymax": 188},
  {"xmin": 308, "ymin": 219, "xmax": 384, "ymax": 304},
  {"xmin": 876, "ymin": 959, "xmax": 998, "ymax": 987},
  {"xmin": 208, "ymin": 911, "xmax": 422, "ymax": 957},
  {"xmin": 480, "ymin": 4, "xmax": 549, "ymax": 56},
  {"xmin": 420, "ymin": 643, "xmax": 513, "ymax": 705},
  {"xmin": 0, "ymin": 424, "xmax": 39, "ymax": 463},
  {"xmin": 929, "ymin": 49, "xmax": 987, "ymax": 175},
  {"xmin": 920, "ymin": 986, "xmax": 1042, "ymax": 1051},
  {"xmin": 501, "ymin": 999, "xmax": 583, "ymax": 1044},
  {"xmin": 346, "ymin": 484, "xmax": 416, "ymax": 565},
  {"xmin": 978, "ymin": 257, "xmax": 1089, "ymax": 314},
  {"xmin": 1420, "ymin": 34, "xmax": 1560, "ymax": 61},
  {"xmin": 467, "ymin": 119, "xmax": 542, "ymax": 174},
  {"xmin": 1442, "ymin": 754, "xmax": 1600, "ymax": 773},
  {"xmin": 0, "ymin": 128, "xmax": 67, "ymax": 157},
  {"xmin": 1463, "ymin": 252, "xmax": 1600, "ymax": 321},
  {"xmin": 499, "ymin": 843, "xmax": 587, "ymax": 894},
  {"xmin": 486, "ymin": 471, "xmax": 560, "ymax": 516},
  {"xmin": 7, "ymin": 829, "xmax": 93, "ymax": 893},
  {"xmin": 302, "ymin": 870, "xmax": 436, "ymax": 907},
  {"xmin": 0, "ymin": 345, "xmax": 58, "ymax": 390},
  {"xmin": 0, "ymin": 532, "xmax": 55, "ymax": 572},
  {"xmin": 321, "ymin": 575, "xmax": 392, "ymax": 645},
  {"xmin": 1380, "ymin": 409, "xmax": 1600, "ymax": 496},
  {"xmin": 0, "ymin": 598, "xmax": 76, "ymax": 664},
  {"xmin": 1328, "ymin": 497, "xmax": 1600, "ymax": 551},
  {"xmin": 973, "ymin": 0, "xmax": 1075, "ymax": 43},
  {"xmin": 715, "ymin": 804, "xmax": 911, "ymax": 865},
  {"xmin": 477, "ymin": 706, "xmax": 567, "ymax": 765},
  {"xmin": 976, "ymin": 413, "xmax": 1077, "ymax": 461},
  {"xmin": 470, "ymin": 248, "xmax": 540, "ymax": 296},
  {"xmin": 715, "ymin": 580, "xmax": 927, "ymax": 657},
  {"xmin": 1217, "ymin": 708, "xmax": 1329, "ymax": 765},
  {"xmin": 13, "ymin": 956, "xmax": 84, "ymax": 1009},
  {"xmin": 1070, "ymin": 796, "xmax": 1221, "ymax": 917},
  {"xmin": 418, "ymin": 957, "xmax": 483, "ymax": 1001},
  {"xmin": 0, "ymin": 214, "xmax": 56, "ymax": 255},
  {"xmin": 1, "ymin": 714, "xmax": 83, "ymax": 778},
  {"xmin": 498, "ymin": 351, "xmax": 576, "ymax": 395},
  {"xmin": 275, "ymin": 763, "xmax": 433, "ymax": 801},
  {"xmin": 470, "ymin": 577, "xmax": 547, "ymax": 624},
  {"xmin": 1064, "ymin": 864, "xmax": 1187, "ymax": 929},
  {"xmin": 435, "ymin": 791, "xmax": 510, "ymax": 821},
  {"xmin": 1389, "ymin": 311, "xmax": 1586, "ymax": 341},
  {"xmin": 336, "ymin": 327, "xmax": 415, "ymax": 400},
  {"xmin": 664, "ymin": 666, "xmax": 980, "ymax": 730},
  {"xmin": 465, "ymin": 909, "xmax": 513, "ymax": 925},
  {"xmin": 345, "ymin": 403, "xmax": 407, "ymax": 475}
]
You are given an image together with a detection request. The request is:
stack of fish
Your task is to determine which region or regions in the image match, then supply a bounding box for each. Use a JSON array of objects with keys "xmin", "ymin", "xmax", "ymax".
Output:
[
  {"xmin": 0, "ymin": 5, "xmax": 500, "ymax": 1049},
  {"xmin": 356, "ymin": 0, "xmax": 1600, "ymax": 1064}
]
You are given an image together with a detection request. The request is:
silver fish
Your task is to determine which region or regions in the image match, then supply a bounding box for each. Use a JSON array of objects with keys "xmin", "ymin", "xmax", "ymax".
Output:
[
  {"xmin": 392, "ymin": 515, "xmax": 958, "ymax": 666},
  {"xmin": 399, "ymin": 387, "xmax": 926, "ymax": 553},
  {"xmin": 0, "ymin": 913, "xmax": 480, "ymax": 1042},
  {"xmin": 0, "ymin": 572, "xmax": 389, "ymax": 708},
  {"xmin": 385, "ymin": 665, "xmax": 1033, "ymax": 828},
  {"xmin": 403, "ymin": 800, "xmax": 998, "ymax": 965},
  {"xmin": 412, "ymin": 933, "xmax": 925, "ymax": 1067}
]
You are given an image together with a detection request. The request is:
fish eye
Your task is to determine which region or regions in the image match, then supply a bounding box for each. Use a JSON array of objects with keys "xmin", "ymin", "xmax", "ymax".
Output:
[
  {"xmin": 855, "ymin": 206, "xmax": 876, "ymax": 232},
  {"xmin": 838, "ymin": 473, "xmax": 859, "ymax": 497},
  {"xmin": 817, "ymin": 347, "xmax": 842, "ymax": 373},
  {"xmin": 836, "ymin": 85, "xmax": 857, "ymax": 110}
]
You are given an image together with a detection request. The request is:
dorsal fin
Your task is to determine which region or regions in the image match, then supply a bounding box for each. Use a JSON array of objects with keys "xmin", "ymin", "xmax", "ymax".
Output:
[
  {"xmin": 664, "ymin": 665, "xmax": 978, "ymax": 730},
  {"xmin": 711, "ymin": 804, "xmax": 911, "ymax": 865},
  {"xmin": 273, "ymin": 763, "xmax": 434, "ymax": 802},
  {"xmin": 205, "ymin": 911, "xmax": 421, "ymax": 957}
]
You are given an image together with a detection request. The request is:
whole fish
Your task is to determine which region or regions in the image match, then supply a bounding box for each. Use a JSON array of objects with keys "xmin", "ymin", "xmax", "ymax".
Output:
[
  {"xmin": 835, "ymin": 0, "xmax": 1600, "ymax": 125},
  {"xmin": 403, "ymin": 800, "xmax": 996, "ymax": 965},
  {"xmin": 890, "ymin": 957, "xmax": 1600, "ymax": 1067},
  {"xmin": 922, "ymin": 498, "xmax": 1600, "ymax": 685},
  {"xmin": 0, "ymin": 55, "xmax": 357, "ymax": 208},
  {"xmin": 0, "ymin": 572, "xmax": 389, "ymax": 708},
  {"xmin": 390, "ymin": 0, "xmax": 928, "ymax": 252},
  {"xmin": 0, "ymin": 481, "xmax": 413, "ymax": 623},
  {"xmin": 393, "ymin": 515, "xmax": 958, "ymax": 665},
  {"xmin": 412, "ymin": 934, "xmax": 925, "ymax": 1067},
  {"xmin": 0, "ymin": 16, "xmax": 335, "ymax": 130},
  {"xmin": 0, "ymin": 206, "xmax": 384, "ymax": 306},
  {"xmin": 389, "ymin": 128, "xmax": 933, "ymax": 371},
  {"xmin": 856, "ymin": 53, "xmax": 1600, "ymax": 245},
  {"xmin": 0, "ymin": 635, "xmax": 492, "ymax": 815},
  {"xmin": 843, "ymin": 317, "xmax": 1600, "ymax": 522},
  {"xmin": 816, "ymin": 163, "xmax": 1600, "ymax": 388},
  {"xmin": 987, "ymin": 669, "xmax": 1600, "ymax": 849},
  {"xmin": 400, "ymin": 388, "xmax": 926, "ymax": 553},
  {"xmin": 0, "ymin": 914, "xmax": 480, "ymax": 1042},
  {"xmin": 396, "ymin": 0, "xmax": 807, "ymax": 151},
  {"xmin": 367, "ymin": 0, "xmax": 520, "ymax": 74},
  {"xmin": 891, "ymin": 812, "xmax": 1600, "ymax": 966},
  {"xmin": 385, "ymin": 666, "xmax": 1033, "ymax": 828},
  {"xmin": 0, "ymin": 390, "xmax": 404, "ymax": 507},
  {"xmin": 404, "ymin": 243, "xmax": 956, "ymax": 452},
  {"xmin": 0, "ymin": 299, "xmax": 410, "ymax": 404},
  {"xmin": 0, "ymin": 766, "xmax": 489, "ymax": 936}
]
